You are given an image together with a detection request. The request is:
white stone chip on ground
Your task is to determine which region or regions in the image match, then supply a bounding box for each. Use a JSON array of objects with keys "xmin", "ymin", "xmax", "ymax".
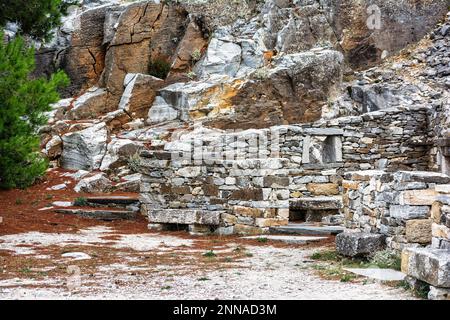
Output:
[
  {"xmin": 343, "ymin": 268, "xmax": 406, "ymax": 281},
  {"xmin": 61, "ymin": 252, "xmax": 92, "ymax": 260},
  {"xmin": 241, "ymin": 235, "xmax": 328, "ymax": 244},
  {"xmin": 52, "ymin": 201, "xmax": 73, "ymax": 207},
  {"xmin": 47, "ymin": 183, "xmax": 67, "ymax": 191}
]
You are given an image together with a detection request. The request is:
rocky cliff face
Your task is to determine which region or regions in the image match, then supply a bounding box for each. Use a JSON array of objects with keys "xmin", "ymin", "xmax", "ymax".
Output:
[{"xmin": 36, "ymin": 0, "xmax": 449, "ymax": 191}]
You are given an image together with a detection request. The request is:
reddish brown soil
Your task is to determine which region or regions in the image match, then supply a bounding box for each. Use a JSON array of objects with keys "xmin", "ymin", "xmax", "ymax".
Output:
[{"xmin": 0, "ymin": 168, "xmax": 148, "ymax": 236}]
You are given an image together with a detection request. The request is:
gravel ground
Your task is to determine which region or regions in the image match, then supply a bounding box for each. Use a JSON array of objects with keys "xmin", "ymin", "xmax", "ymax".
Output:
[{"xmin": 0, "ymin": 227, "xmax": 416, "ymax": 300}]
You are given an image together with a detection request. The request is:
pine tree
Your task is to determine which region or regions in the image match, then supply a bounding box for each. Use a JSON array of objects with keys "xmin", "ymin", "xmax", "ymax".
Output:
[
  {"xmin": 0, "ymin": 0, "xmax": 77, "ymax": 42},
  {"xmin": 0, "ymin": 33, "xmax": 69, "ymax": 189}
]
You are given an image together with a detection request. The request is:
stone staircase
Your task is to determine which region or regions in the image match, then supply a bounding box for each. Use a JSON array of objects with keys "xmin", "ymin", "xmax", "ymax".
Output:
[{"xmin": 53, "ymin": 195, "xmax": 140, "ymax": 221}]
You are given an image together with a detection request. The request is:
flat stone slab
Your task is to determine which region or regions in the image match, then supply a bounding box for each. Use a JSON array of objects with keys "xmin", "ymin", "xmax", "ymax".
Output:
[
  {"xmin": 86, "ymin": 196, "xmax": 140, "ymax": 206},
  {"xmin": 343, "ymin": 268, "xmax": 406, "ymax": 281},
  {"xmin": 270, "ymin": 223, "xmax": 345, "ymax": 236},
  {"xmin": 148, "ymin": 209, "xmax": 223, "ymax": 226},
  {"xmin": 290, "ymin": 196, "xmax": 342, "ymax": 210},
  {"xmin": 336, "ymin": 232, "xmax": 386, "ymax": 257},
  {"xmin": 241, "ymin": 235, "xmax": 328, "ymax": 245},
  {"xmin": 55, "ymin": 208, "xmax": 137, "ymax": 221}
]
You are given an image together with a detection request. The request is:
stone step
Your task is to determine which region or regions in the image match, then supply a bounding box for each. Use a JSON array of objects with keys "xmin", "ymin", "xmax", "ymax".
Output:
[
  {"xmin": 270, "ymin": 223, "xmax": 345, "ymax": 236},
  {"xmin": 290, "ymin": 196, "xmax": 343, "ymax": 210},
  {"xmin": 85, "ymin": 196, "xmax": 140, "ymax": 207},
  {"xmin": 241, "ymin": 235, "xmax": 328, "ymax": 245},
  {"xmin": 54, "ymin": 208, "xmax": 138, "ymax": 221}
]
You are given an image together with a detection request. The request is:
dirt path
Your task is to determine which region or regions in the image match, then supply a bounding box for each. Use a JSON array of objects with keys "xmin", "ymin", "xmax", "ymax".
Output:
[{"xmin": 0, "ymin": 225, "xmax": 415, "ymax": 300}]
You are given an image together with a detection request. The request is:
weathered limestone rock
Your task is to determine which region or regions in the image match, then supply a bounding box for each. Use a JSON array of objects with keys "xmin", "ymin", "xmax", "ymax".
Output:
[
  {"xmin": 336, "ymin": 232, "xmax": 386, "ymax": 257},
  {"xmin": 405, "ymin": 219, "xmax": 432, "ymax": 244},
  {"xmin": 197, "ymin": 38, "xmax": 242, "ymax": 78},
  {"xmin": 100, "ymin": 109, "xmax": 132, "ymax": 132},
  {"xmin": 329, "ymin": 0, "xmax": 449, "ymax": 68},
  {"xmin": 118, "ymin": 73, "xmax": 164, "ymax": 119},
  {"xmin": 100, "ymin": 2, "xmax": 188, "ymax": 109},
  {"xmin": 57, "ymin": 5, "xmax": 108, "ymax": 96},
  {"xmin": 168, "ymin": 20, "xmax": 208, "ymax": 81},
  {"xmin": 114, "ymin": 173, "xmax": 142, "ymax": 192},
  {"xmin": 306, "ymin": 183, "xmax": 340, "ymax": 196},
  {"xmin": 389, "ymin": 205, "xmax": 430, "ymax": 220},
  {"xmin": 400, "ymin": 189, "xmax": 440, "ymax": 205},
  {"xmin": 147, "ymin": 96, "xmax": 179, "ymax": 124},
  {"xmin": 61, "ymin": 122, "xmax": 108, "ymax": 170},
  {"xmin": 203, "ymin": 50, "xmax": 344, "ymax": 129},
  {"xmin": 148, "ymin": 209, "xmax": 222, "ymax": 226},
  {"xmin": 44, "ymin": 136, "xmax": 63, "ymax": 160},
  {"xmin": 402, "ymin": 248, "xmax": 450, "ymax": 288},
  {"xmin": 74, "ymin": 173, "xmax": 112, "ymax": 193},
  {"xmin": 100, "ymin": 138, "xmax": 142, "ymax": 172},
  {"xmin": 428, "ymin": 286, "xmax": 450, "ymax": 300},
  {"xmin": 67, "ymin": 87, "xmax": 108, "ymax": 120}
]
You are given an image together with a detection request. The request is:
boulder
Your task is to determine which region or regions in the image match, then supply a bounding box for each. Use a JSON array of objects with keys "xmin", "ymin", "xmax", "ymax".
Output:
[
  {"xmin": 67, "ymin": 87, "xmax": 108, "ymax": 120},
  {"xmin": 428, "ymin": 286, "xmax": 450, "ymax": 300},
  {"xmin": 402, "ymin": 248, "xmax": 450, "ymax": 288},
  {"xmin": 100, "ymin": 138, "xmax": 142, "ymax": 172},
  {"xmin": 336, "ymin": 232, "xmax": 386, "ymax": 257},
  {"xmin": 202, "ymin": 50, "xmax": 344, "ymax": 129},
  {"xmin": 74, "ymin": 173, "xmax": 112, "ymax": 193},
  {"xmin": 44, "ymin": 136, "xmax": 63, "ymax": 160},
  {"xmin": 114, "ymin": 173, "xmax": 142, "ymax": 192},
  {"xmin": 100, "ymin": 109, "xmax": 132, "ymax": 132},
  {"xmin": 61, "ymin": 122, "xmax": 108, "ymax": 170},
  {"xmin": 118, "ymin": 73, "xmax": 165, "ymax": 119},
  {"xmin": 147, "ymin": 96, "xmax": 179, "ymax": 124},
  {"xmin": 197, "ymin": 37, "xmax": 242, "ymax": 78}
]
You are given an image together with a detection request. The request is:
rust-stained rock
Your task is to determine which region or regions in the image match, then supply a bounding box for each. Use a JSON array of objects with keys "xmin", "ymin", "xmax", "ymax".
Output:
[
  {"xmin": 405, "ymin": 219, "xmax": 433, "ymax": 244},
  {"xmin": 119, "ymin": 73, "xmax": 165, "ymax": 119},
  {"xmin": 100, "ymin": 2, "xmax": 188, "ymax": 111}
]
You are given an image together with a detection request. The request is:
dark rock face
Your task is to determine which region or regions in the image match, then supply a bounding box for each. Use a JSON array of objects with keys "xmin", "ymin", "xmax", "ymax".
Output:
[
  {"xmin": 327, "ymin": 0, "xmax": 449, "ymax": 68},
  {"xmin": 336, "ymin": 232, "xmax": 386, "ymax": 257}
]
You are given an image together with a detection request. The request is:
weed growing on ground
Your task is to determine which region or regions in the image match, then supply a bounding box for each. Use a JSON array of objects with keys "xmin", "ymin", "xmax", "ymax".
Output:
[
  {"xmin": 203, "ymin": 250, "xmax": 217, "ymax": 258},
  {"xmin": 73, "ymin": 197, "xmax": 88, "ymax": 206}
]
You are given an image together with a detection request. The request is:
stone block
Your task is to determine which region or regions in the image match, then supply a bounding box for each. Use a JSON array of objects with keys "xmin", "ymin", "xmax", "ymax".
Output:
[
  {"xmin": 188, "ymin": 224, "xmax": 212, "ymax": 236},
  {"xmin": 389, "ymin": 205, "xmax": 430, "ymax": 220},
  {"xmin": 400, "ymin": 189, "xmax": 439, "ymax": 205},
  {"xmin": 306, "ymin": 183, "xmax": 339, "ymax": 196},
  {"xmin": 432, "ymin": 223, "xmax": 450, "ymax": 239},
  {"xmin": 263, "ymin": 176, "xmax": 290, "ymax": 188},
  {"xmin": 234, "ymin": 224, "xmax": 267, "ymax": 235},
  {"xmin": 428, "ymin": 286, "xmax": 450, "ymax": 300},
  {"xmin": 431, "ymin": 202, "xmax": 443, "ymax": 224},
  {"xmin": 233, "ymin": 206, "xmax": 264, "ymax": 218},
  {"xmin": 336, "ymin": 232, "xmax": 386, "ymax": 257},
  {"xmin": 405, "ymin": 219, "xmax": 432, "ymax": 244},
  {"xmin": 148, "ymin": 209, "xmax": 222, "ymax": 226},
  {"xmin": 255, "ymin": 218, "xmax": 288, "ymax": 228},
  {"xmin": 402, "ymin": 248, "xmax": 450, "ymax": 288}
]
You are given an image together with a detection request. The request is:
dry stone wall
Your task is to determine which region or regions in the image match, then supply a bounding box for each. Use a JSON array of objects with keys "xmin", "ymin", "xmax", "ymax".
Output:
[{"xmin": 139, "ymin": 105, "xmax": 432, "ymax": 234}]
